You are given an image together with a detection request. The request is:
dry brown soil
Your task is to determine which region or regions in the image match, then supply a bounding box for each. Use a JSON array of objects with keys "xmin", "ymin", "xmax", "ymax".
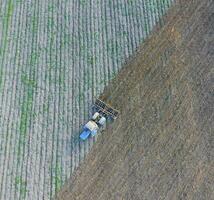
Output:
[{"xmin": 56, "ymin": 0, "xmax": 214, "ymax": 199}]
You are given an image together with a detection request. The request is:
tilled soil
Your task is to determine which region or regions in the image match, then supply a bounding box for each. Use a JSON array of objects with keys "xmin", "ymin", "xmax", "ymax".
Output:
[{"xmin": 56, "ymin": 0, "xmax": 214, "ymax": 199}]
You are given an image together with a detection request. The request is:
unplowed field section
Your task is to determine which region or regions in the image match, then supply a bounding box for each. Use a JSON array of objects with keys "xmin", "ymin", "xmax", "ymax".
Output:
[{"xmin": 0, "ymin": 0, "xmax": 174, "ymax": 199}]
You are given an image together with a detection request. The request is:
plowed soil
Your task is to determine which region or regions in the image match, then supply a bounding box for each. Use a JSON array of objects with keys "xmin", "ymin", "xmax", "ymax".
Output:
[{"xmin": 56, "ymin": 0, "xmax": 214, "ymax": 199}]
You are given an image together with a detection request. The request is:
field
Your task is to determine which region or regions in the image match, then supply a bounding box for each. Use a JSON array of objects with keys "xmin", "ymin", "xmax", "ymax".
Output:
[
  {"xmin": 56, "ymin": 0, "xmax": 214, "ymax": 199},
  {"xmin": 0, "ymin": 0, "xmax": 174, "ymax": 199}
]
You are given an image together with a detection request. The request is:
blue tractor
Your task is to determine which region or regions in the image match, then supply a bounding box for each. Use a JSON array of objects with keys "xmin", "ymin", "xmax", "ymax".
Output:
[{"xmin": 80, "ymin": 99, "xmax": 119, "ymax": 140}]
